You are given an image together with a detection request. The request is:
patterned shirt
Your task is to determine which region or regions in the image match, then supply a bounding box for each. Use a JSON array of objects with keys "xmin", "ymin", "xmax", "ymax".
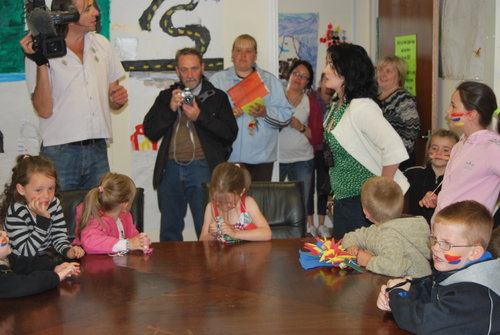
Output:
[
  {"xmin": 5, "ymin": 197, "xmax": 72, "ymax": 257},
  {"xmin": 379, "ymin": 89, "xmax": 420, "ymax": 154},
  {"xmin": 324, "ymin": 101, "xmax": 374, "ymax": 199},
  {"xmin": 213, "ymin": 196, "xmax": 256, "ymax": 244}
]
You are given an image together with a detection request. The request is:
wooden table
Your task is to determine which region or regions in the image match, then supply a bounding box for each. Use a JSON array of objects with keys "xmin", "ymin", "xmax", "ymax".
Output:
[{"xmin": 0, "ymin": 239, "xmax": 410, "ymax": 335}]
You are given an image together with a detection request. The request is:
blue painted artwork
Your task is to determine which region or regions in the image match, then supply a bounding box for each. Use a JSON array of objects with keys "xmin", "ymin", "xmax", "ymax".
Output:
[{"xmin": 278, "ymin": 13, "xmax": 319, "ymax": 80}]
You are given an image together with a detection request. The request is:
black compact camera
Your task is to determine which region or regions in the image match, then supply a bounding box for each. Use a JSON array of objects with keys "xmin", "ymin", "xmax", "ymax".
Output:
[
  {"xmin": 181, "ymin": 88, "xmax": 194, "ymax": 105},
  {"xmin": 24, "ymin": 0, "xmax": 80, "ymax": 58}
]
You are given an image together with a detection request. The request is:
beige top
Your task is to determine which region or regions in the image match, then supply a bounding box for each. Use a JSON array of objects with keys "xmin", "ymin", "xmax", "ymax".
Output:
[
  {"xmin": 168, "ymin": 111, "xmax": 205, "ymax": 162},
  {"xmin": 342, "ymin": 216, "xmax": 432, "ymax": 278}
]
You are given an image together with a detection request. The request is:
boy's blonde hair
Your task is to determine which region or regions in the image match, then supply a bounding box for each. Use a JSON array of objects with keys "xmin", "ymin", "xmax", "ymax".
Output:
[
  {"xmin": 425, "ymin": 129, "xmax": 459, "ymax": 164},
  {"xmin": 434, "ymin": 200, "xmax": 493, "ymax": 249},
  {"xmin": 361, "ymin": 176, "xmax": 403, "ymax": 223}
]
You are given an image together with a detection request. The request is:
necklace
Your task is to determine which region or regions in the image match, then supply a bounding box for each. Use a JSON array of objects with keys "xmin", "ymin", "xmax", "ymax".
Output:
[{"xmin": 286, "ymin": 89, "xmax": 304, "ymax": 107}]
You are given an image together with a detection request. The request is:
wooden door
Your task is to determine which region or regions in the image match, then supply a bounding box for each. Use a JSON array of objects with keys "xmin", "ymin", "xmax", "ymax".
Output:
[{"xmin": 378, "ymin": 0, "xmax": 439, "ymax": 166}]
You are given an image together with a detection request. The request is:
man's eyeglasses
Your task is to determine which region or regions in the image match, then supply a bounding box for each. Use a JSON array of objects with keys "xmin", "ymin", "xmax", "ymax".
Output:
[
  {"xmin": 427, "ymin": 235, "xmax": 476, "ymax": 251},
  {"xmin": 291, "ymin": 71, "xmax": 310, "ymax": 81}
]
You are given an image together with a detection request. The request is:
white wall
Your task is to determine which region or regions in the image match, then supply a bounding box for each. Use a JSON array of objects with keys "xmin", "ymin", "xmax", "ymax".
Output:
[{"xmin": 438, "ymin": 0, "xmax": 497, "ymax": 130}]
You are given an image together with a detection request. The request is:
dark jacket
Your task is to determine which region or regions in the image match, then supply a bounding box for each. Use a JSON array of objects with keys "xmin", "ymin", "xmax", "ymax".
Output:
[
  {"xmin": 143, "ymin": 77, "xmax": 238, "ymax": 189},
  {"xmin": 404, "ymin": 165, "xmax": 443, "ymax": 223},
  {"xmin": 0, "ymin": 254, "xmax": 60, "ymax": 299},
  {"xmin": 389, "ymin": 255, "xmax": 500, "ymax": 335}
]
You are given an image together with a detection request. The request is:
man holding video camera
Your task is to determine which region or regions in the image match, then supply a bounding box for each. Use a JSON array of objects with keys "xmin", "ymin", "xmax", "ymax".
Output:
[
  {"xmin": 143, "ymin": 48, "xmax": 237, "ymax": 242},
  {"xmin": 20, "ymin": 0, "xmax": 128, "ymax": 191}
]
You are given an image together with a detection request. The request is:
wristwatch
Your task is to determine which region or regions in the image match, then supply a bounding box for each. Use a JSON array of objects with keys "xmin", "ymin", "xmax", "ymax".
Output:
[{"xmin": 300, "ymin": 125, "xmax": 307, "ymax": 133}]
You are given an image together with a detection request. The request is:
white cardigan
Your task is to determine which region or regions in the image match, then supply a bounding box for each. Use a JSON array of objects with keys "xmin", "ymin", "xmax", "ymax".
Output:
[{"xmin": 329, "ymin": 98, "xmax": 410, "ymax": 193}]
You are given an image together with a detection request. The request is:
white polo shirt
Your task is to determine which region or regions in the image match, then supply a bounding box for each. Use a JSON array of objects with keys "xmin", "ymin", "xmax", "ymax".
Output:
[{"xmin": 26, "ymin": 32, "xmax": 126, "ymax": 146}]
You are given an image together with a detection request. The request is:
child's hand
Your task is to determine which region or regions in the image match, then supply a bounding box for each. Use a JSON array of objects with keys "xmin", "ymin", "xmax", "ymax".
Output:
[
  {"xmin": 219, "ymin": 222, "xmax": 236, "ymax": 238},
  {"xmin": 376, "ymin": 285, "xmax": 392, "ymax": 311},
  {"xmin": 346, "ymin": 246, "xmax": 359, "ymax": 256},
  {"xmin": 28, "ymin": 198, "xmax": 50, "ymax": 218},
  {"xmin": 208, "ymin": 221, "xmax": 219, "ymax": 237},
  {"xmin": 386, "ymin": 277, "xmax": 412, "ymax": 292},
  {"xmin": 129, "ymin": 233, "xmax": 150, "ymax": 251},
  {"xmin": 419, "ymin": 191, "xmax": 438, "ymax": 208},
  {"xmin": 55, "ymin": 262, "xmax": 81, "ymax": 281},
  {"xmin": 356, "ymin": 249, "xmax": 373, "ymax": 266},
  {"xmin": 66, "ymin": 245, "xmax": 85, "ymax": 259},
  {"xmin": 140, "ymin": 233, "xmax": 151, "ymax": 249}
]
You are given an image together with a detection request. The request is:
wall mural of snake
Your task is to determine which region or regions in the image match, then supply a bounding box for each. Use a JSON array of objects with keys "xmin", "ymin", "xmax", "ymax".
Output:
[
  {"xmin": 122, "ymin": 0, "xmax": 221, "ymax": 72},
  {"xmin": 139, "ymin": 0, "xmax": 211, "ymax": 55}
]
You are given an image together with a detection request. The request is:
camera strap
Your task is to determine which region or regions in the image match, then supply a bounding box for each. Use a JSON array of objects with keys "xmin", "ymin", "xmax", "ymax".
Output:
[
  {"xmin": 172, "ymin": 107, "xmax": 196, "ymax": 166},
  {"xmin": 198, "ymin": 89, "xmax": 215, "ymax": 103}
]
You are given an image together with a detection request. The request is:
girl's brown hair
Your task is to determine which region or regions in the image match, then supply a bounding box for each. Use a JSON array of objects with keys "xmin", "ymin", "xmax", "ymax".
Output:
[
  {"xmin": 0, "ymin": 155, "xmax": 57, "ymax": 226},
  {"xmin": 78, "ymin": 173, "xmax": 136, "ymax": 234},
  {"xmin": 456, "ymin": 81, "xmax": 498, "ymax": 129},
  {"xmin": 209, "ymin": 163, "xmax": 251, "ymax": 203}
]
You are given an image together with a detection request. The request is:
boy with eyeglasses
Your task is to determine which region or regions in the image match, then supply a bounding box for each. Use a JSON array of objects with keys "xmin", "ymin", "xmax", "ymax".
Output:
[{"xmin": 377, "ymin": 200, "xmax": 500, "ymax": 335}]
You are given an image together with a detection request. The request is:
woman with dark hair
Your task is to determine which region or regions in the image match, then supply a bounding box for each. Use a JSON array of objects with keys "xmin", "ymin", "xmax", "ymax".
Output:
[
  {"xmin": 420, "ymin": 81, "xmax": 500, "ymax": 223},
  {"xmin": 322, "ymin": 44, "xmax": 409, "ymax": 240},
  {"xmin": 278, "ymin": 60, "xmax": 323, "ymax": 236}
]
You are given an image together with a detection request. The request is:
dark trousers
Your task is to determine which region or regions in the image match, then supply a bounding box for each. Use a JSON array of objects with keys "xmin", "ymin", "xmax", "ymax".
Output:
[
  {"xmin": 333, "ymin": 195, "xmax": 372, "ymax": 240},
  {"xmin": 241, "ymin": 162, "xmax": 274, "ymax": 182},
  {"xmin": 307, "ymin": 150, "xmax": 329, "ymax": 216},
  {"xmin": 157, "ymin": 159, "xmax": 211, "ymax": 241}
]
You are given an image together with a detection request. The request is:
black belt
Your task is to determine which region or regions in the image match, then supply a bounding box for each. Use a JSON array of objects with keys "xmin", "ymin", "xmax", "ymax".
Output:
[{"xmin": 67, "ymin": 139, "xmax": 105, "ymax": 146}]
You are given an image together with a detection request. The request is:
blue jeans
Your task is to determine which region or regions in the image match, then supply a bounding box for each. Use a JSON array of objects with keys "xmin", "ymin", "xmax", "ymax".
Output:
[
  {"xmin": 158, "ymin": 159, "xmax": 211, "ymax": 242},
  {"xmin": 279, "ymin": 159, "xmax": 314, "ymax": 212},
  {"xmin": 41, "ymin": 140, "xmax": 109, "ymax": 191}
]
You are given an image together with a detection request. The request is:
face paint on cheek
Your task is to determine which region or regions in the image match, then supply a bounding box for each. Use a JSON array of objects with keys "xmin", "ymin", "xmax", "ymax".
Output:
[
  {"xmin": 443, "ymin": 153, "xmax": 450, "ymax": 161},
  {"xmin": 0, "ymin": 238, "xmax": 8, "ymax": 247},
  {"xmin": 451, "ymin": 112, "xmax": 465, "ymax": 126},
  {"xmin": 444, "ymin": 253, "xmax": 462, "ymax": 264}
]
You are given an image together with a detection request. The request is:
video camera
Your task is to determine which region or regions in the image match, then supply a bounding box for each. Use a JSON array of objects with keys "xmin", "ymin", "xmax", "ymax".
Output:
[{"xmin": 24, "ymin": 0, "xmax": 80, "ymax": 58}]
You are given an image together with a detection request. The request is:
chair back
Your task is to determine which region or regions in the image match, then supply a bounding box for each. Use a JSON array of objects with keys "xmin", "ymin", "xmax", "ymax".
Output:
[
  {"xmin": 202, "ymin": 181, "xmax": 305, "ymax": 239},
  {"xmin": 59, "ymin": 187, "xmax": 144, "ymax": 240}
]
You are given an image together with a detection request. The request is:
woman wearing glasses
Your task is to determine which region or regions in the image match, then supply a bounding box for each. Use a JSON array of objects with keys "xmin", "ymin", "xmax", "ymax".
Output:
[
  {"xmin": 278, "ymin": 60, "xmax": 323, "ymax": 236},
  {"xmin": 322, "ymin": 44, "xmax": 409, "ymax": 240}
]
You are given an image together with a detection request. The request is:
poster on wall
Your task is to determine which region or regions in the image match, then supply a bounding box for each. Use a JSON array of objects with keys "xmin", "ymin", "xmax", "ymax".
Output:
[
  {"xmin": 395, "ymin": 34, "xmax": 417, "ymax": 97},
  {"xmin": 112, "ymin": 0, "xmax": 224, "ymax": 73},
  {"xmin": 441, "ymin": 0, "xmax": 487, "ymax": 80},
  {"xmin": 278, "ymin": 13, "xmax": 319, "ymax": 81},
  {"xmin": 0, "ymin": 0, "xmax": 27, "ymax": 82}
]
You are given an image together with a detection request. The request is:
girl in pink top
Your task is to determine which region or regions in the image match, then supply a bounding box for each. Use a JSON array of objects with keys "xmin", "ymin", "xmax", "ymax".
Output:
[
  {"xmin": 199, "ymin": 163, "xmax": 272, "ymax": 243},
  {"xmin": 420, "ymin": 81, "xmax": 500, "ymax": 223},
  {"xmin": 73, "ymin": 173, "xmax": 150, "ymax": 254}
]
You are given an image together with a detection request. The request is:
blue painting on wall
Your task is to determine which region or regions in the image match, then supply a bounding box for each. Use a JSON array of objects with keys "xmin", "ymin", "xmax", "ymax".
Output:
[{"xmin": 278, "ymin": 13, "xmax": 319, "ymax": 81}]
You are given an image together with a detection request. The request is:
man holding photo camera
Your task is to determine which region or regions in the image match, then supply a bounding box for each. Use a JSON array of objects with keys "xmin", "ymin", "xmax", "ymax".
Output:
[
  {"xmin": 143, "ymin": 47, "xmax": 237, "ymax": 242},
  {"xmin": 20, "ymin": 0, "xmax": 128, "ymax": 191}
]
